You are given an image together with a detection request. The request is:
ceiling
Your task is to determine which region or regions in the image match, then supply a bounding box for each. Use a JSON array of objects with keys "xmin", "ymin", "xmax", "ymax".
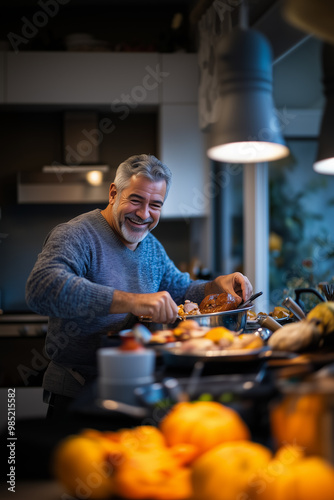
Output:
[
  {"xmin": 0, "ymin": 0, "xmax": 292, "ymax": 54},
  {"xmin": 0, "ymin": 0, "xmax": 325, "ymax": 110}
]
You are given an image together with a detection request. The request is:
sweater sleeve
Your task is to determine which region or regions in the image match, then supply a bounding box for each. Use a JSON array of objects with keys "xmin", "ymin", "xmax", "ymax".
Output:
[{"xmin": 25, "ymin": 224, "xmax": 114, "ymax": 318}]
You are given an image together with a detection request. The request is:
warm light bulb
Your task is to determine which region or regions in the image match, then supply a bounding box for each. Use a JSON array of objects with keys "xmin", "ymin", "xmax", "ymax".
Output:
[
  {"xmin": 313, "ymin": 157, "xmax": 334, "ymax": 174},
  {"xmin": 86, "ymin": 170, "xmax": 103, "ymax": 186},
  {"xmin": 207, "ymin": 141, "xmax": 290, "ymax": 163}
]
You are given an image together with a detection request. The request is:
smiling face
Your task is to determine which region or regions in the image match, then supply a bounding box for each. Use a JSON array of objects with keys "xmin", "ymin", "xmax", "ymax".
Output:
[{"xmin": 108, "ymin": 175, "xmax": 166, "ymax": 250}]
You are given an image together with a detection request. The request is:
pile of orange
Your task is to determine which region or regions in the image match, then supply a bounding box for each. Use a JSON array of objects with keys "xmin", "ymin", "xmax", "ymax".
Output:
[{"xmin": 52, "ymin": 400, "xmax": 334, "ymax": 500}]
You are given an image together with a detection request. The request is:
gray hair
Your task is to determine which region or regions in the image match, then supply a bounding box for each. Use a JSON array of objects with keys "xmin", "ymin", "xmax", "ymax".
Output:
[{"xmin": 114, "ymin": 154, "xmax": 172, "ymax": 199}]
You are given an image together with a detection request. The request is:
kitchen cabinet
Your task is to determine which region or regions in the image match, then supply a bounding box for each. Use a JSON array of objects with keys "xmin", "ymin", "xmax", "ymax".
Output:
[
  {"xmin": 4, "ymin": 52, "xmax": 208, "ymax": 218},
  {"xmin": 6, "ymin": 52, "xmax": 200, "ymax": 105},
  {"xmin": 6, "ymin": 52, "xmax": 160, "ymax": 104},
  {"xmin": 0, "ymin": 51, "xmax": 5, "ymax": 102},
  {"xmin": 159, "ymin": 103, "xmax": 209, "ymax": 219},
  {"xmin": 160, "ymin": 53, "xmax": 199, "ymax": 103}
]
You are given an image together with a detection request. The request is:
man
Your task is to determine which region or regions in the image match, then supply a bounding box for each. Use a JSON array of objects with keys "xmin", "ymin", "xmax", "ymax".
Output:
[{"xmin": 26, "ymin": 154, "xmax": 252, "ymax": 414}]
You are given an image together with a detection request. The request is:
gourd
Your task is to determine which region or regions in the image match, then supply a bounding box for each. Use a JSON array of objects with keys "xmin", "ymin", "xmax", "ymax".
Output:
[
  {"xmin": 268, "ymin": 301, "xmax": 334, "ymax": 352},
  {"xmin": 306, "ymin": 301, "xmax": 334, "ymax": 336}
]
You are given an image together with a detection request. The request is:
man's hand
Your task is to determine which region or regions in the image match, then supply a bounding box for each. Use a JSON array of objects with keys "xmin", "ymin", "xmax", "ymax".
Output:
[
  {"xmin": 110, "ymin": 290, "xmax": 179, "ymax": 324},
  {"xmin": 204, "ymin": 272, "xmax": 253, "ymax": 303}
]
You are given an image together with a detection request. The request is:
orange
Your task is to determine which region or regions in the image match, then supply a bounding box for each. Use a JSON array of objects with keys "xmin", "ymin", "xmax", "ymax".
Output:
[
  {"xmin": 114, "ymin": 447, "xmax": 192, "ymax": 500},
  {"xmin": 52, "ymin": 434, "xmax": 115, "ymax": 499},
  {"xmin": 191, "ymin": 440, "xmax": 272, "ymax": 500},
  {"xmin": 159, "ymin": 401, "xmax": 250, "ymax": 457},
  {"xmin": 204, "ymin": 327, "xmax": 235, "ymax": 342},
  {"xmin": 255, "ymin": 454, "xmax": 334, "ymax": 500},
  {"xmin": 270, "ymin": 393, "xmax": 325, "ymax": 454},
  {"xmin": 252, "ymin": 444, "xmax": 305, "ymax": 500}
]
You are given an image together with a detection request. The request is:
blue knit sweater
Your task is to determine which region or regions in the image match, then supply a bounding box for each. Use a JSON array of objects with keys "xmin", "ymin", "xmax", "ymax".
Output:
[{"xmin": 26, "ymin": 209, "xmax": 207, "ymax": 386}]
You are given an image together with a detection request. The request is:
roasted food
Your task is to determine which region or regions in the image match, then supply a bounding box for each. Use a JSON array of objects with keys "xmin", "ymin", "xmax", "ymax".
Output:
[
  {"xmin": 199, "ymin": 292, "xmax": 239, "ymax": 314},
  {"xmin": 178, "ymin": 332, "xmax": 264, "ymax": 353},
  {"xmin": 178, "ymin": 300, "xmax": 200, "ymax": 317}
]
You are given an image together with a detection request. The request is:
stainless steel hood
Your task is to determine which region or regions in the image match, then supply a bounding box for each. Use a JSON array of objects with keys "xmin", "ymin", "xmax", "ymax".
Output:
[
  {"xmin": 17, "ymin": 168, "xmax": 111, "ymax": 204},
  {"xmin": 17, "ymin": 112, "xmax": 111, "ymax": 204}
]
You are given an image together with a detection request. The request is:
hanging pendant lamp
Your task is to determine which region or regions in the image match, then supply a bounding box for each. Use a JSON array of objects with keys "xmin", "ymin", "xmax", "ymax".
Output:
[
  {"xmin": 207, "ymin": 27, "xmax": 290, "ymax": 163},
  {"xmin": 283, "ymin": 0, "xmax": 334, "ymax": 46},
  {"xmin": 313, "ymin": 43, "xmax": 334, "ymax": 175}
]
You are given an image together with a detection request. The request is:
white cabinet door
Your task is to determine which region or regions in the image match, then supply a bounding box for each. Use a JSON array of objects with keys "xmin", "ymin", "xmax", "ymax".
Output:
[
  {"xmin": 7, "ymin": 52, "xmax": 160, "ymax": 104},
  {"xmin": 159, "ymin": 104, "xmax": 208, "ymax": 219},
  {"xmin": 0, "ymin": 52, "xmax": 5, "ymax": 102},
  {"xmin": 160, "ymin": 53, "xmax": 199, "ymax": 104}
]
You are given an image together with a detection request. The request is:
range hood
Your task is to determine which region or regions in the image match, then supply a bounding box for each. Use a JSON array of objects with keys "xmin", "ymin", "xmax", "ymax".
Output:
[{"xmin": 18, "ymin": 112, "xmax": 111, "ymax": 204}]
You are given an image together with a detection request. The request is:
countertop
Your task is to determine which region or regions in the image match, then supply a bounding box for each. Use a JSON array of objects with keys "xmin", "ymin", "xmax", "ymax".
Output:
[{"xmin": 0, "ymin": 481, "xmax": 64, "ymax": 500}]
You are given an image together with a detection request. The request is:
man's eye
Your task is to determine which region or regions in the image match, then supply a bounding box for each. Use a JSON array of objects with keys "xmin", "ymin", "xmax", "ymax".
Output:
[{"xmin": 150, "ymin": 204, "xmax": 162, "ymax": 210}]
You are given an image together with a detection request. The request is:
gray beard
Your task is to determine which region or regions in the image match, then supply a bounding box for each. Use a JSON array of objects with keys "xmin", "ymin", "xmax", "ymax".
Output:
[{"xmin": 112, "ymin": 202, "xmax": 157, "ymax": 245}]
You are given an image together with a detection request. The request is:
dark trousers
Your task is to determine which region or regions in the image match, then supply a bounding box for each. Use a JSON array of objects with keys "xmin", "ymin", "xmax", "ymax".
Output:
[{"xmin": 44, "ymin": 391, "xmax": 74, "ymax": 419}]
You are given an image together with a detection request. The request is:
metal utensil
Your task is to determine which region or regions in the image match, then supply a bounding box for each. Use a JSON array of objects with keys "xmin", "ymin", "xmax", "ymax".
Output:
[
  {"xmin": 238, "ymin": 291, "xmax": 263, "ymax": 309},
  {"xmin": 283, "ymin": 296, "xmax": 306, "ymax": 320},
  {"xmin": 258, "ymin": 315, "xmax": 282, "ymax": 332},
  {"xmin": 97, "ymin": 398, "xmax": 149, "ymax": 418},
  {"xmin": 186, "ymin": 360, "xmax": 205, "ymax": 399},
  {"xmin": 162, "ymin": 377, "xmax": 189, "ymax": 402},
  {"xmin": 162, "ymin": 360, "xmax": 205, "ymax": 402},
  {"xmin": 319, "ymin": 282, "xmax": 334, "ymax": 301}
]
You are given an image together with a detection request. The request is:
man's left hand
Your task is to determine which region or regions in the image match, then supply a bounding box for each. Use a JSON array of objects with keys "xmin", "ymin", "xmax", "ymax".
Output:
[{"xmin": 204, "ymin": 272, "xmax": 253, "ymax": 304}]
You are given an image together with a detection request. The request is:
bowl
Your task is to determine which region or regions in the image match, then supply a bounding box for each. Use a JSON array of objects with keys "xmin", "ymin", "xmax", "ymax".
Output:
[
  {"xmin": 181, "ymin": 305, "xmax": 253, "ymax": 330},
  {"xmin": 140, "ymin": 305, "xmax": 253, "ymax": 332}
]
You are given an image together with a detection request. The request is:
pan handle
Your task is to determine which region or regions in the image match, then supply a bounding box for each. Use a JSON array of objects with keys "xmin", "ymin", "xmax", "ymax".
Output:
[
  {"xmin": 294, "ymin": 288, "xmax": 325, "ymax": 309},
  {"xmin": 283, "ymin": 297, "xmax": 306, "ymax": 320}
]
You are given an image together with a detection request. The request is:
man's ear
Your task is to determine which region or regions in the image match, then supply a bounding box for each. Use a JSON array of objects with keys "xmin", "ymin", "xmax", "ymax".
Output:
[{"xmin": 109, "ymin": 183, "xmax": 117, "ymax": 205}]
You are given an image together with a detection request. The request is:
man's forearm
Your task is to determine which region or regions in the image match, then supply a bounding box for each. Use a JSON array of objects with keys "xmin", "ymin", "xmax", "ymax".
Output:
[{"xmin": 109, "ymin": 290, "xmax": 137, "ymax": 314}]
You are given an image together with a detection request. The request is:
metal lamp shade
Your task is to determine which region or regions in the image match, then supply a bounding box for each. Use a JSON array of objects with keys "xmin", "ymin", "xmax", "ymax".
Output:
[
  {"xmin": 283, "ymin": 0, "xmax": 334, "ymax": 46},
  {"xmin": 207, "ymin": 28, "xmax": 289, "ymax": 163},
  {"xmin": 313, "ymin": 43, "xmax": 334, "ymax": 175}
]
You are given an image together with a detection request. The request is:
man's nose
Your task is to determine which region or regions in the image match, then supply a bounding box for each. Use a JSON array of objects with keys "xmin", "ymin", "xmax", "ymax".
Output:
[{"xmin": 136, "ymin": 203, "xmax": 150, "ymax": 220}]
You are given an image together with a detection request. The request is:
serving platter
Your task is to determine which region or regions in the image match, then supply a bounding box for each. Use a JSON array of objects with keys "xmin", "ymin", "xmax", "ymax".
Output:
[{"xmin": 160, "ymin": 341, "xmax": 272, "ymax": 367}]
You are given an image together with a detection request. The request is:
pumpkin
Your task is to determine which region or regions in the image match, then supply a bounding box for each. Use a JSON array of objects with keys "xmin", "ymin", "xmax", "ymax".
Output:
[
  {"xmin": 159, "ymin": 401, "xmax": 250, "ymax": 457},
  {"xmin": 191, "ymin": 440, "xmax": 272, "ymax": 500}
]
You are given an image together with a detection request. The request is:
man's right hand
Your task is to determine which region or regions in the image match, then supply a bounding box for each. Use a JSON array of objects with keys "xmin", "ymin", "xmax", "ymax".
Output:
[{"xmin": 110, "ymin": 290, "xmax": 179, "ymax": 324}]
